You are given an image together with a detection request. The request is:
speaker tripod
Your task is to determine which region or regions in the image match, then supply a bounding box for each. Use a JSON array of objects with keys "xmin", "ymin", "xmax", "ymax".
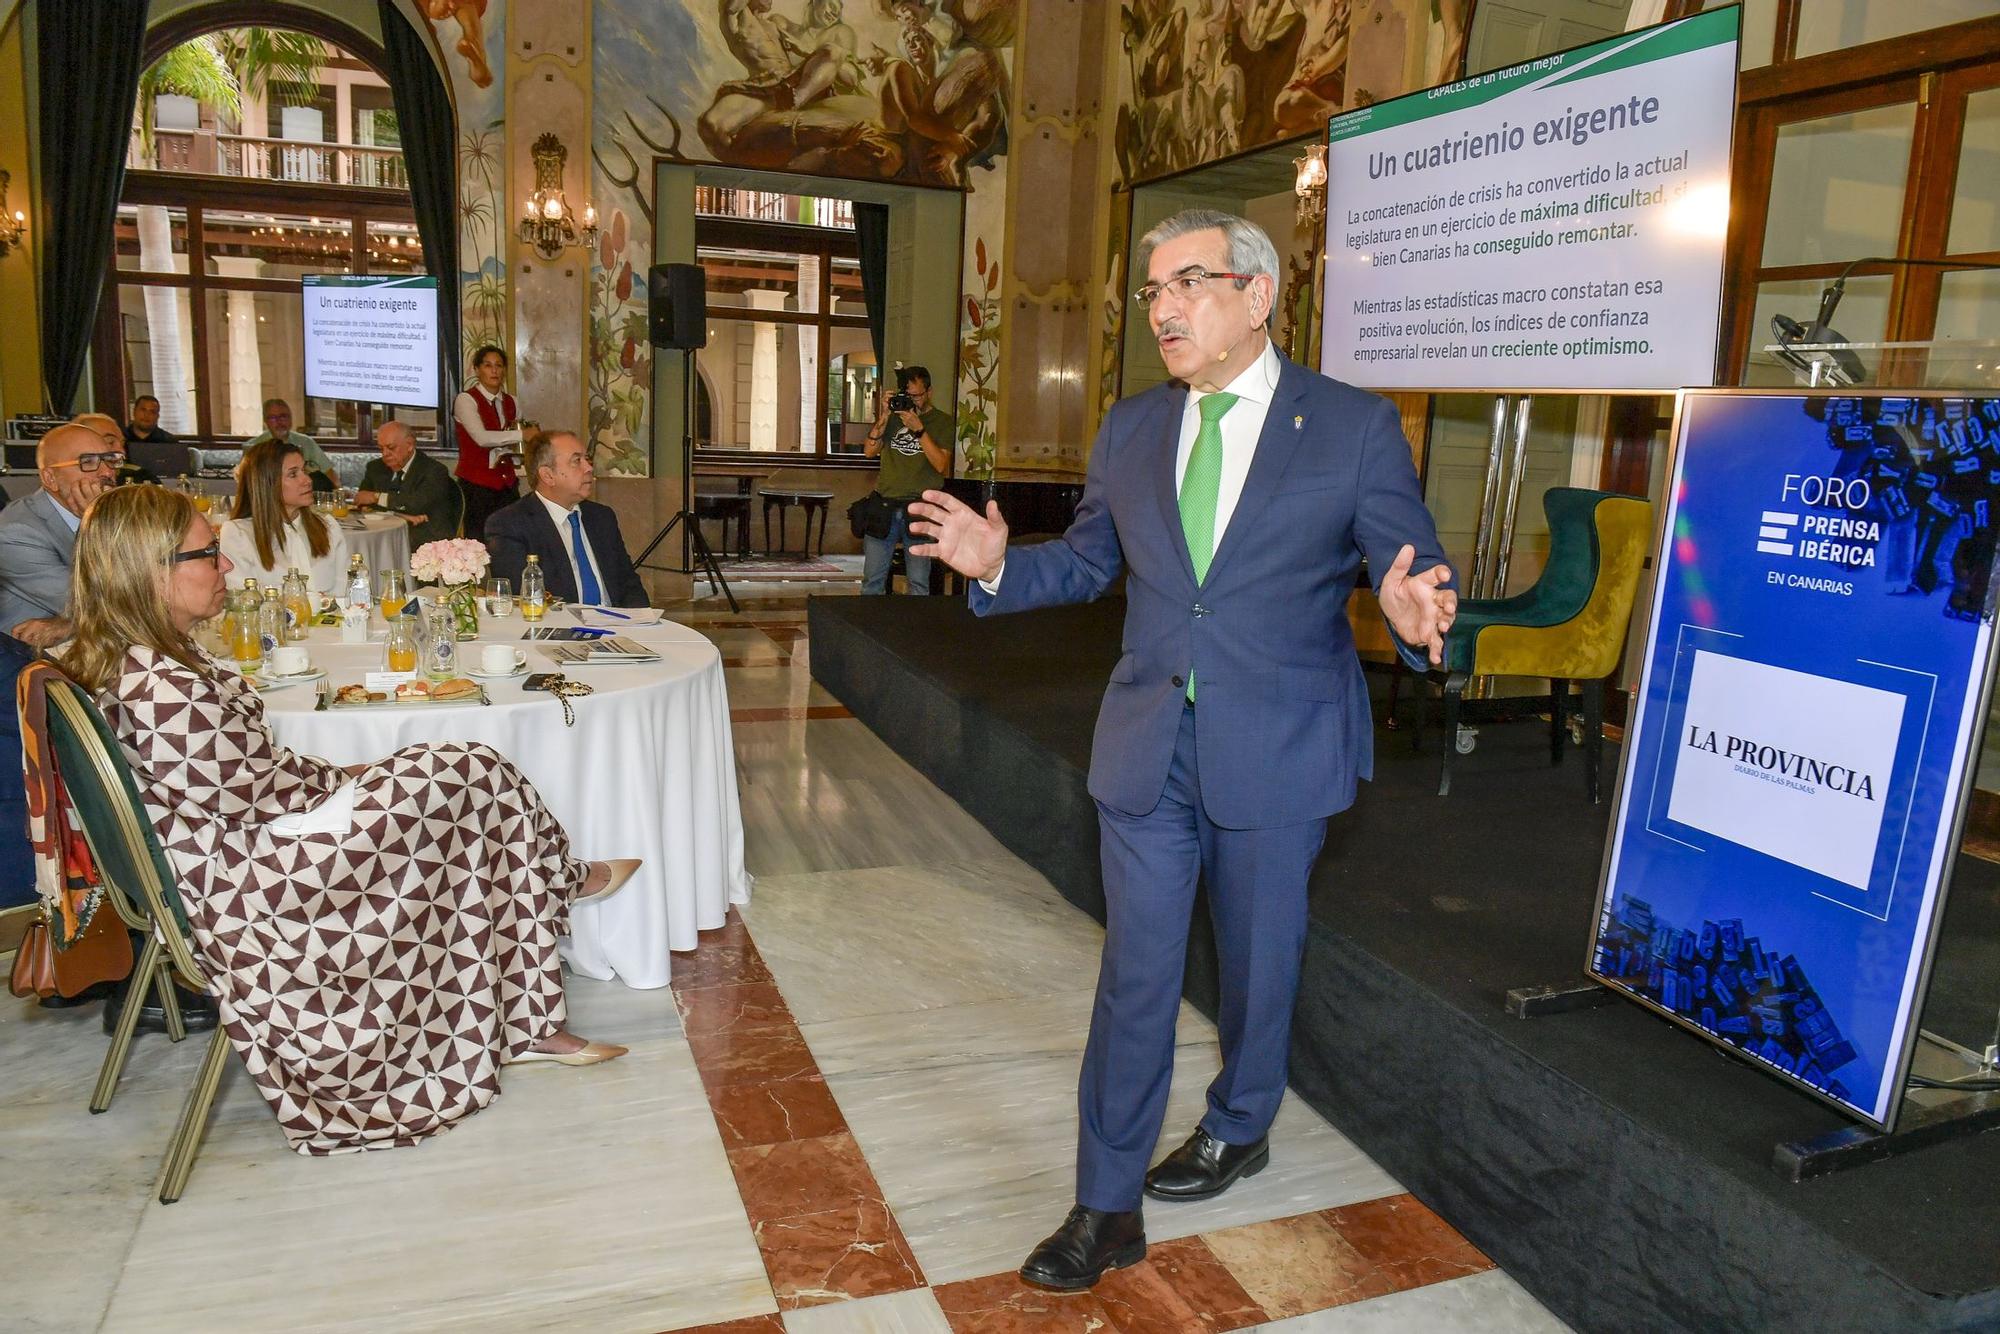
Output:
[{"xmin": 633, "ymin": 345, "xmax": 738, "ymax": 612}]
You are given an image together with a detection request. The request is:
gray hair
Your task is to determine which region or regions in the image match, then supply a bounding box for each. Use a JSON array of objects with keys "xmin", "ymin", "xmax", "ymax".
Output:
[
  {"xmin": 1138, "ymin": 209, "xmax": 1281, "ymax": 328},
  {"xmin": 377, "ymin": 419, "xmax": 413, "ymax": 447}
]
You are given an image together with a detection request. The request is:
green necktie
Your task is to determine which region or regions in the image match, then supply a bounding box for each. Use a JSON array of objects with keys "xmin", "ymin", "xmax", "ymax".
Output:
[{"xmin": 1179, "ymin": 391, "xmax": 1238, "ymax": 701}]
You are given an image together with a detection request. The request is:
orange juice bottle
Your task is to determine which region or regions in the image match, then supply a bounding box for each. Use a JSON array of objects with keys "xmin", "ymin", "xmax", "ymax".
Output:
[{"xmin": 385, "ymin": 619, "xmax": 418, "ymax": 673}]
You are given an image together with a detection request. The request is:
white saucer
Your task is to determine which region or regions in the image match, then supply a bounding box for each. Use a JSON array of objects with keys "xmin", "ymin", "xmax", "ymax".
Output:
[
  {"xmin": 250, "ymin": 667, "xmax": 326, "ymax": 689},
  {"xmin": 468, "ymin": 662, "xmax": 529, "ymax": 681}
]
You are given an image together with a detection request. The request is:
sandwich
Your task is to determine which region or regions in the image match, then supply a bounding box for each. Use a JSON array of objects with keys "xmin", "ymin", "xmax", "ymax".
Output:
[{"xmin": 430, "ymin": 677, "xmax": 480, "ymax": 702}]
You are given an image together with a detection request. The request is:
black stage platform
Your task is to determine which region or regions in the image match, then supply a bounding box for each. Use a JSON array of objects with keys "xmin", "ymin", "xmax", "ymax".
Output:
[{"xmin": 809, "ymin": 594, "xmax": 2000, "ymax": 1334}]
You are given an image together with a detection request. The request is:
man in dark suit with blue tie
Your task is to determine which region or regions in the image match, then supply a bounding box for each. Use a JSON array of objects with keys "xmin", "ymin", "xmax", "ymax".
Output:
[
  {"xmin": 910, "ymin": 209, "xmax": 1456, "ymax": 1290},
  {"xmin": 485, "ymin": 430, "xmax": 650, "ymax": 607}
]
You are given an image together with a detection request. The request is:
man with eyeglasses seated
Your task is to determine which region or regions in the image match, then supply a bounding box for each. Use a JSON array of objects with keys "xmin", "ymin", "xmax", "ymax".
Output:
[
  {"xmin": 0, "ymin": 423, "xmax": 121, "ymax": 648},
  {"xmin": 73, "ymin": 411, "xmax": 156, "ymax": 487}
]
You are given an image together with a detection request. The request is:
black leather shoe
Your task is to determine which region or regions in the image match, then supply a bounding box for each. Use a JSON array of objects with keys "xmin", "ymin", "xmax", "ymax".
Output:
[
  {"xmin": 102, "ymin": 979, "xmax": 219, "ymax": 1036},
  {"xmin": 1018, "ymin": 1204, "xmax": 1146, "ymax": 1290},
  {"xmin": 1143, "ymin": 1128, "xmax": 1270, "ymax": 1201}
]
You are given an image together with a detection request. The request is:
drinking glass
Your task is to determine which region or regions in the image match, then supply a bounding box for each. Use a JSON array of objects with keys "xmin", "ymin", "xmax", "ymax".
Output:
[
  {"xmin": 377, "ymin": 568, "xmax": 409, "ymax": 622},
  {"xmin": 483, "ymin": 577, "xmax": 513, "ymax": 618},
  {"xmin": 190, "ymin": 489, "xmax": 213, "ymax": 515}
]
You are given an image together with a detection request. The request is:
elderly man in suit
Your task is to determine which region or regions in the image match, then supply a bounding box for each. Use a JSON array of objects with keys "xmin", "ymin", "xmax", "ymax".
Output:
[
  {"xmin": 911, "ymin": 208, "xmax": 1456, "ymax": 1290},
  {"xmin": 0, "ymin": 423, "xmax": 123, "ymax": 648},
  {"xmin": 485, "ymin": 429, "xmax": 649, "ymax": 607},
  {"xmin": 355, "ymin": 420, "xmax": 460, "ymax": 548}
]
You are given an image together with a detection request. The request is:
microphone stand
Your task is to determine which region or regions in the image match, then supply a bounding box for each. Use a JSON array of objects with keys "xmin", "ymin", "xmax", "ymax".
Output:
[{"xmin": 632, "ymin": 345, "xmax": 738, "ymax": 612}]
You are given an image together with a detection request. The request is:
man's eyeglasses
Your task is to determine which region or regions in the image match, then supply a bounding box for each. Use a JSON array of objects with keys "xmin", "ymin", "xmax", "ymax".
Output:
[
  {"xmin": 1133, "ymin": 269, "xmax": 1255, "ymax": 307},
  {"xmin": 46, "ymin": 451, "xmax": 127, "ymax": 474},
  {"xmin": 170, "ymin": 541, "xmax": 222, "ymax": 565}
]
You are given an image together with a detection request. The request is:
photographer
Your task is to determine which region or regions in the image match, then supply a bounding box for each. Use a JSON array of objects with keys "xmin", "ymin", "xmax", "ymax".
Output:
[{"xmin": 860, "ymin": 365, "xmax": 953, "ymax": 595}]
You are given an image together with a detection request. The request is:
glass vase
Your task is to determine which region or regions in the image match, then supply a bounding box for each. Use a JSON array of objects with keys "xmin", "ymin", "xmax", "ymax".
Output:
[{"xmin": 446, "ymin": 583, "xmax": 481, "ymax": 641}]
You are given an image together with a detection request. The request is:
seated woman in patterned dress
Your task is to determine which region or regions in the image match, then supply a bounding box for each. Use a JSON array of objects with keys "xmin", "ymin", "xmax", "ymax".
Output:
[{"xmin": 60, "ymin": 485, "xmax": 641, "ymax": 1155}]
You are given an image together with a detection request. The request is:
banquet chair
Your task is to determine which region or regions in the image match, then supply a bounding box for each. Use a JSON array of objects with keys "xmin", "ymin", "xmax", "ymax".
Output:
[
  {"xmin": 1426, "ymin": 487, "xmax": 1653, "ymax": 801},
  {"xmin": 441, "ymin": 474, "xmax": 466, "ymax": 538},
  {"xmin": 44, "ymin": 678, "xmax": 234, "ymax": 1204}
]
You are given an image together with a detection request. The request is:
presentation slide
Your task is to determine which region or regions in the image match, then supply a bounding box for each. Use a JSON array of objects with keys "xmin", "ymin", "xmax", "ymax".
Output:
[
  {"xmin": 1592, "ymin": 392, "xmax": 2000, "ymax": 1129},
  {"xmin": 1320, "ymin": 8, "xmax": 1737, "ymax": 392},
  {"xmin": 303, "ymin": 274, "xmax": 439, "ymax": 409}
]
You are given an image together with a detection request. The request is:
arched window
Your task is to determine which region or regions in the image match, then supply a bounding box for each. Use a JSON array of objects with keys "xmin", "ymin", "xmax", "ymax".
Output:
[{"xmin": 94, "ymin": 9, "xmax": 430, "ymax": 452}]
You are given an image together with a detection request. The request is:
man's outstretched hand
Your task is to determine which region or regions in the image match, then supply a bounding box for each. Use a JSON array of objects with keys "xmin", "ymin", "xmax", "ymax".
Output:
[
  {"xmin": 906, "ymin": 490, "xmax": 1009, "ymax": 583},
  {"xmin": 1376, "ymin": 544, "xmax": 1457, "ymax": 666}
]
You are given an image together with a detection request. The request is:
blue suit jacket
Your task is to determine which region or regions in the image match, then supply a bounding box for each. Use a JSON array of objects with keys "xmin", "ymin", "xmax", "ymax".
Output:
[
  {"xmin": 485, "ymin": 494, "xmax": 650, "ymax": 608},
  {"xmin": 971, "ymin": 356, "xmax": 1452, "ymax": 829}
]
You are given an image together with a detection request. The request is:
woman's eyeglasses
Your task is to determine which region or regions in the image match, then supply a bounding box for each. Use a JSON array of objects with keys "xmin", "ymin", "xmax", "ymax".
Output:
[{"xmin": 170, "ymin": 542, "xmax": 222, "ymax": 565}]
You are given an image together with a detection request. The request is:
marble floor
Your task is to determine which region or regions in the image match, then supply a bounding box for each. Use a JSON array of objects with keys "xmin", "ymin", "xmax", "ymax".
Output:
[{"xmin": 0, "ymin": 590, "xmax": 1571, "ymax": 1333}]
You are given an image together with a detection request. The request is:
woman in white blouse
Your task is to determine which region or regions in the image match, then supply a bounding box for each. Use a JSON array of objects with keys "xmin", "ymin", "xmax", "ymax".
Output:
[{"xmin": 220, "ymin": 439, "xmax": 349, "ymax": 594}]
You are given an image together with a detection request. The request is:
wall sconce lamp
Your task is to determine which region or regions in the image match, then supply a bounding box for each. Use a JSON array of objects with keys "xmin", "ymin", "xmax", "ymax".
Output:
[
  {"xmin": 0, "ymin": 170, "xmax": 28, "ymax": 257},
  {"xmin": 1293, "ymin": 144, "xmax": 1328, "ymax": 230},
  {"xmin": 517, "ymin": 133, "xmax": 598, "ymax": 260}
]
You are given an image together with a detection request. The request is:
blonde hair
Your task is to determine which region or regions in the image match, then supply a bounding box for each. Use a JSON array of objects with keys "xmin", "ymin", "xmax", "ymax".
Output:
[
  {"xmin": 63, "ymin": 486, "xmax": 210, "ymax": 692},
  {"xmin": 232, "ymin": 438, "xmax": 330, "ymax": 570}
]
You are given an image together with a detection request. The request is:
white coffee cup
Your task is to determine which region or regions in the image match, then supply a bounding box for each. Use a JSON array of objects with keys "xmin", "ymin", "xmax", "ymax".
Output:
[
  {"xmin": 270, "ymin": 646, "xmax": 311, "ymax": 676},
  {"xmin": 480, "ymin": 644, "xmax": 524, "ymax": 675}
]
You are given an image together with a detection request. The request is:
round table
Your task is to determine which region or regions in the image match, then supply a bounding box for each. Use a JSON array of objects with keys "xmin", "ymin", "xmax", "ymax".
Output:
[
  {"xmin": 260, "ymin": 618, "xmax": 752, "ymax": 988},
  {"xmin": 337, "ymin": 512, "xmax": 413, "ymax": 576}
]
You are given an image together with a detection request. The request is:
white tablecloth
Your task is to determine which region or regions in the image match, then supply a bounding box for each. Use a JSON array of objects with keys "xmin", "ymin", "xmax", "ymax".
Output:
[
  {"xmin": 261, "ymin": 619, "xmax": 752, "ymax": 988},
  {"xmin": 337, "ymin": 513, "xmax": 413, "ymax": 576}
]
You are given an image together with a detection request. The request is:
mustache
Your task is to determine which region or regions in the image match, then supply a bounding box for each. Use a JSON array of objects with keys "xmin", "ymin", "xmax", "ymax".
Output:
[{"xmin": 1155, "ymin": 320, "xmax": 1192, "ymax": 339}]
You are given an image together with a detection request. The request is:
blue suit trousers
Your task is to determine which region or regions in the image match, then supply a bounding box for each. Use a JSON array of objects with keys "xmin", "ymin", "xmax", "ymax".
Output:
[{"xmin": 1076, "ymin": 703, "xmax": 1329, "ymax": 1212}]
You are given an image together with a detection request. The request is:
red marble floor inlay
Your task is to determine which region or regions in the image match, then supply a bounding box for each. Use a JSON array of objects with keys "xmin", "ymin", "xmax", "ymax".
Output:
[
  {"xmin": 669, "ymin": 939, "xmax": 773, "ymax": 990},
  {"xmin": 707, "ymin": 1074, "xmax": 850, "ymax": 1151},
  {"xmin": 934, "ymin": 1270, "xmax": 1119, "ymax": 1333},
  {"xmin": 729, "ymin": 705, "xmax": 853, "ymax": 724},
  {"xmin": 1094, "ymin": 1236, "xmax": 1268, "ymax": 1333},
  {"xmin": 720, "ymin": 656, "xmax": 792, "ymax": 669},
  {"xmin": 669, "ymin": 1316, "xmax": 785, "ymax": 1334},
  {"xmin": 686, "ymin": 1025, "xmax": 821, "ymax": 1091},
  {"xmin": 675, "ymin": 980, "xmax": 796, "ymax": 1037},
  {"xmin": 1323, "ymin": 1192, "xmax": 1494, "ymax": 1291},
  {"xmin": 728, "ymin": 1132, "xmax": 925, "ymax": 1308}
]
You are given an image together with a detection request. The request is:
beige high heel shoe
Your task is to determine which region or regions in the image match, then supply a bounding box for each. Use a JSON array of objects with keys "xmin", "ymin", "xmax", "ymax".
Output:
[
  {"xmin": 575, "ymin": 858, "xmax": 642, "ymax": 903},
  {"xmin": 510, "ymin": 1039, "xmax": 629, "ymax": 1067}
]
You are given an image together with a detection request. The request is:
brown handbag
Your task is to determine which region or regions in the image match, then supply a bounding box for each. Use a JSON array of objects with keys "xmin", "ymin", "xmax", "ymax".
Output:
[
  {"xmin": 8, "ymin": 915, "xmax": 57, "ymax": 999},
  {"xmin": 7, "ymin": 906, "xmax": 132, "ymax": 1000}
]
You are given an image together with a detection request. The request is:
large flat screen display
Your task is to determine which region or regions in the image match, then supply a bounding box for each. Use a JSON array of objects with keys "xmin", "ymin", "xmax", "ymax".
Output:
[
  {"xmin": 302, "ymin": 274, "xmax": 439, "ymax": 410},
  {"xmin": 1320, "ymin": 8, "xmax": 1737, "ymax": 392},
  {"xmin": 1592, "ymin": 391, "xmax": 2000, "ymax": 1129}
]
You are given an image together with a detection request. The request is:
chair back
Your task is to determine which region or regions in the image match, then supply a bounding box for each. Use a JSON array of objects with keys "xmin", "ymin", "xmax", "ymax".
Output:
[
  {"xmin": 1465, "ymin": 489, "xmax": 1653, "ymax": 680},
  {"xmin": 442, "ymin": 472, "xmax": 467, "ymax": 538},
  {"xmin": 41, "ymin": 678, "xmax": 209, "ymax": 991}
]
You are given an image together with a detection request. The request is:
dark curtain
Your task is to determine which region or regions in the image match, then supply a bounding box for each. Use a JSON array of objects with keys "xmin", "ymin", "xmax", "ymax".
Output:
[
  {"xmin": 377, "ymin": 1, "xmax": 461, "ymax": 410},
  {"xmin": 37, "ymin": 0, "xmax": 149, "ymax": 414},
  {"xmin": 853, "ymin": 202, "xmax": 890, "ymax": 371}
]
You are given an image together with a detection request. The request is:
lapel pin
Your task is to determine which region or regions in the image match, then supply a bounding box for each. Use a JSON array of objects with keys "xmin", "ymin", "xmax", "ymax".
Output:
[{"xmin": 1293, "ymin": 415, "xmax": 1303, "ymax": 430}]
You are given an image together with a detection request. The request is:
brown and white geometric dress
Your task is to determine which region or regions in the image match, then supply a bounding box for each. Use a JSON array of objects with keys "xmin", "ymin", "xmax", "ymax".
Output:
[{"xmin": 97, "ymin": 646, "xmax": 589, "ymax": 1155}]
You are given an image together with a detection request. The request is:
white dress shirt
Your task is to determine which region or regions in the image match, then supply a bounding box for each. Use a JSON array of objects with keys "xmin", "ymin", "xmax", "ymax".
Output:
[
  {"xmin": 219, "ymin": 513, "xmax": 351, "ymax": 595},
  {"xmin": 454, "ymin": 386, "xmax": 522, "ymax": 468},
  {"xmin": 536, "ymin": 491, "xmax": 610, "ymax": 604},
  {"xmin": 983, "ymin": 337, "xmax": 1283, "ymax": 592}
]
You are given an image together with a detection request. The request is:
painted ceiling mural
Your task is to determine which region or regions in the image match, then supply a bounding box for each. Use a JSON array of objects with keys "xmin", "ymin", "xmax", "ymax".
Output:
[
  {"xmin": 1114, "ymin": 0, "xmax": 1474, "ymax": 184},
  {"xmin": 590, "ymin": 0, "xmax": 1018, "ymax": 474}
]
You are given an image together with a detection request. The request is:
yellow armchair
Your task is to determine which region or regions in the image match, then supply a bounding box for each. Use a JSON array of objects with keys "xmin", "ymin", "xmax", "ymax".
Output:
[{"xmin": 1431, "ymin": 488, "xmax": 1654, "ymax": 800}]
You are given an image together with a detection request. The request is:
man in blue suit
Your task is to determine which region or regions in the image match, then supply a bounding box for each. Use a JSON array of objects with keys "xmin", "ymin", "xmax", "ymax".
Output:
[{"xmin": 910, "ymin": 209, "xmax": 1456, "ymax": 1290}]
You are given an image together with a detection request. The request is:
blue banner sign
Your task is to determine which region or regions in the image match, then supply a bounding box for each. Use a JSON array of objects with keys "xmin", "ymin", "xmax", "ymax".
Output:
[{"xmin": 1593, "ymin": 390, "xmax": 2000, "ymax": 1128}]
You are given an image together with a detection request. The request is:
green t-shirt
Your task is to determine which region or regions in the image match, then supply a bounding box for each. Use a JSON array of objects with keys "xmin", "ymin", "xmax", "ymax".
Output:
[{"xmin": 875, "ymin": 406, "xmax": 953, "ymax": 500}]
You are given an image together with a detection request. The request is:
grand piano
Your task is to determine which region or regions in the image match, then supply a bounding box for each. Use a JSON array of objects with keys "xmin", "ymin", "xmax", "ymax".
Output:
[{"xmin": 937, "ymin": 470, "xmax": 1087, "ymax": 592}]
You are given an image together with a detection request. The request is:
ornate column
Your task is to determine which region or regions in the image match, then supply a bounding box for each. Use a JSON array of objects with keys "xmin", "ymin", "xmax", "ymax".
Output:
[{"xmin": 507, "ymin": 2, "xmax": 592, "ymax": 432}]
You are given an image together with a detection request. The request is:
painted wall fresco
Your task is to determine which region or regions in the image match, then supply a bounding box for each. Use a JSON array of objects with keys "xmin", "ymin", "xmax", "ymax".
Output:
[
  {"xmin": 1113, "ymin": 0, "xmax": 1473, "ymax": 185},
  {"xmin": 423, "ymin": 0, "xmax": 510, "ymax": 370},
  {"xmin": 589, "ymin": 0, "xmax": 1017, "ymax": 476}
]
